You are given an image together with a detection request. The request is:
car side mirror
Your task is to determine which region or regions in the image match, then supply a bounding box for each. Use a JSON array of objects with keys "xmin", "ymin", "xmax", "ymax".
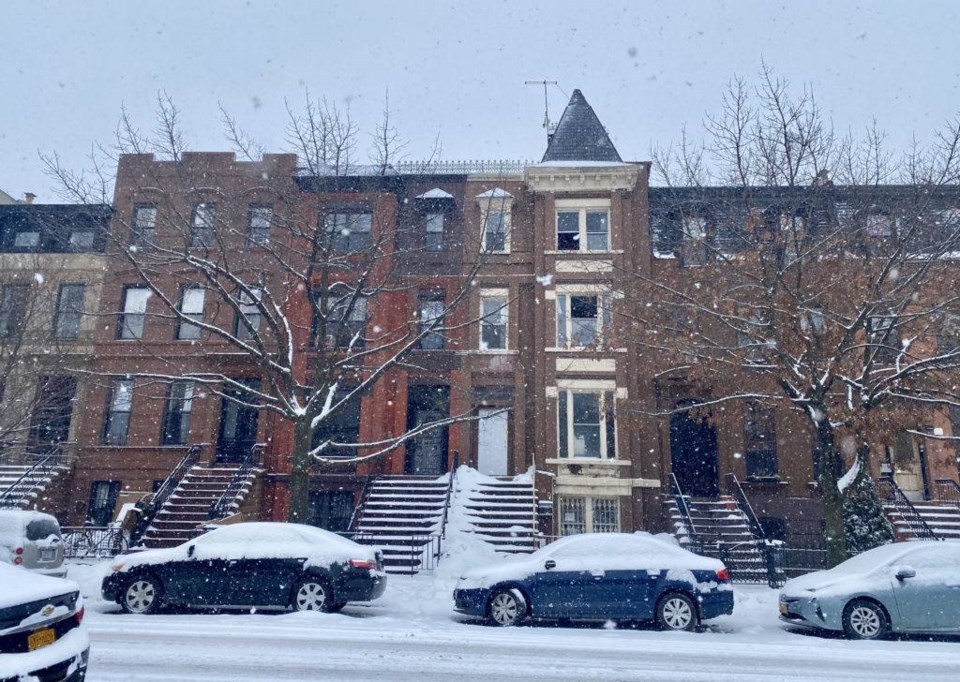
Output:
[
  {"xmin": 895, "ymin": 566, "xmax": 916, "ymax": 581},
  {"xmin": 544, "ymin": 559, "xmax": 556, "ymax": 570},
  {"xmin": 187, "ymin": 544, "xmax": 196, "ymax": 559}
]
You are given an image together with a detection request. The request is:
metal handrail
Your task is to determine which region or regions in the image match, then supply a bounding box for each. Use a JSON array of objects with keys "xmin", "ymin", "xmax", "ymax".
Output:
[
  {"xmin": 0, "ymin": 445, "xmax": 68, "ymax": 508},
  {"xmin": 668, "ymin": 473, "xmax": 701, "ymax": 549},
  {"xmin": 209, "ymin": 443, "xmax": 264, "ymax": 519},
  {"xmin": 130, "ymin": 444, "xmax": 202, "ymax": 544},
  {"xmin": 878, "ymin": 475, "xmax": 940, "ymax": 541},
  {"xmin": 935, "ymin": 479, "xmax": 960, "ymax": 508},
  {"xmin": 725, "ymin": 473, "xmax": 766, "ymax": 541}
]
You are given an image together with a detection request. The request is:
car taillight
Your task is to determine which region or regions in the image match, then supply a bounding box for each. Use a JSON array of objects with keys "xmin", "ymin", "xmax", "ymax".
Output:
[
  {"xmin": 13, "ymin": 556, "xmax": 22, "ymax": 565},
  {"xmin": 75, "ymin": 606, "xmax": 85, "ymax": 624},
  {"xmin": 716, "ymin": 568, "xmax": 730, "ymax": 582},
  {"xmin": 349, "ymin": 558, "xmax": 377, "ymax": 570},
  {"xmin": 15, "ymin": 547, "xmax": 23, "ymax": 555}
]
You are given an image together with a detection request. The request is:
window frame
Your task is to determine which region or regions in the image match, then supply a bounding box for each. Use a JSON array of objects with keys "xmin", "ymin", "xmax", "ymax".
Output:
[
  {"xmin": 117, "ymin": 286, "xmax": 150, "ymax": 340},
  {"xmin": 424, "ymin": 212, "xmax": 445, "ymax": 251},
  {"xmin": 418, "ymin": 295, "xmax": 446, "ymax": 350},
  {"xmin": 555, "ymin": 205, "xmax": 610, "ymax": 252},
  {"xmin": 54, "ymin": 283, "xmax": 85, "ymax": 340},
  {"xmin": 235, "ymin": 287, "xmax": 263, "ymax": 341},
  {"xmin": 558, "ymin": 496, "xmax": 620, "ymax": 536},
  {"xmin": 189, "ymin": 202, "xmax": 217, "ymax": 248},
  {"xmin": 324, "ymin": 211, "xmax": 372, "ymax": 252},
  {"xmin": 555, "ymin": 292, "xmax": 612, "ymax": 348},
  {"xmin": 481, "ymin": 210, "xmax": 509, "ymax": 253},
  {"xmin": 132, "ymin": 204, "xmax": 158, "ymax": 246},
  {"xmin": 247, "ymin": 205, "xmax": 273, "ymax": 247},
  {"xmin": 160, "ymin": 380, "xmax": 195, "ymax": 446},
  {"xmin": 176, "ymin": 286, "xmax": 205, "ymax": 340},
  {"xmin": 323, "ymin": 295, "xmax": 367, "ymax": 349},
  {"xmin": 557, "ymin": 389, "xmax": 617, "ymax": 460},
  {"xmin": 479, "ymin": 293, "xmax": 508, "ymax": 351},
  {"xmin": 0, "ymin": 283, "xmax": 30, "ymax": 338},
  {"xmin": 744, "ymin": 402, "xmax": 778, "ymax": 479},
  {"xmin": 102, "ymin": 379, "xmax": 134, "ymax": 445}
]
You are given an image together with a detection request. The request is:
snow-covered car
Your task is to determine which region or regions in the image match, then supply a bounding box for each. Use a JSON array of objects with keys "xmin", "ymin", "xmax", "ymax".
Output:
[
  {"xmin": 101, "ymin": 522, "xmax": 386, "ymax": 614},
  {"xmin": 454, "ymin": 533, "xmax": 733, "ymax": 629},
  {"xmin": 0, "ymin": 510, "xmax": 67, "ymax": 577},
  {"xmin": 0, "ymin": 563, "xmax": 89, "ymax": 681},
  {"xmin": 779, "ymin": 541, "xmax": 960, "ymax": 639}
]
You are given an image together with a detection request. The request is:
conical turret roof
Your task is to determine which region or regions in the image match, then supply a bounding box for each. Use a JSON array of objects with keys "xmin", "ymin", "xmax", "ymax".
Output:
[{"xmin": 541, "ymin": 89, "xmax": 622, "ymax": 163}]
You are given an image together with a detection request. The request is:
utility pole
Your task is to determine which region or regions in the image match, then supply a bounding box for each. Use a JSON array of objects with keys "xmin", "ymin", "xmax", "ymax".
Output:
[{"xmin": 525, "ymin": 80, "xmax": 559, "ymax": 132}]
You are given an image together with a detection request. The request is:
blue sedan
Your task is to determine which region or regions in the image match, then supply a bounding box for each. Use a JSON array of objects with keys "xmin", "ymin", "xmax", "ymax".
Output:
[
  {"xmin": 454, "ymin": 533, "xmax": 733, "ymax": 629},
  {"xmin": 779, "ymin": 541, "xmax": 960, "ymax": 639}
]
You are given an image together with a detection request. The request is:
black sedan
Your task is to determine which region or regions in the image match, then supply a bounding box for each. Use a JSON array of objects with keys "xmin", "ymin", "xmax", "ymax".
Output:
[{"xmin": 102, "ymin": 522, "xmax": 385, "ymax": 614}]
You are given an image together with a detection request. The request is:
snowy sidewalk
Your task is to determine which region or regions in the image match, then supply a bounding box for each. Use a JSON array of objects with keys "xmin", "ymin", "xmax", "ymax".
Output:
[{"xmin": 67, "ymin": 562, "xmax": 960, "ymax": 681}]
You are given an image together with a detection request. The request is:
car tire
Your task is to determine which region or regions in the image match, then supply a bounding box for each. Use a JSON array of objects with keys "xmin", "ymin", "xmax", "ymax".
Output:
[
  {"xmin": 292, "ymin": 576, "xmax": 334, "ymax": 612},
  {"xmin": 486, "ymin": 587, "xmax": 527, "ymax": 627},
  {"xmin": 327, "ymin": 601, "xmax": 346, "ymax": 613},
  {"xmin": 842, "ymin": 599, "xmax": 889, "ymax": 640},
  {"xmin": 121, "ymin": 574, "xmax": 163, "ymax": 615},
  {"xmin": 656, "ymin": 592, "xmax": 698, "ymax": 632}
]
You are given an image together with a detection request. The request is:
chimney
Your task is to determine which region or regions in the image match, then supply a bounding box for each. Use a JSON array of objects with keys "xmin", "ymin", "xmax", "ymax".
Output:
[{"xmin": 24, "ymin": 193, "xmax": 36, "ymax": 205}]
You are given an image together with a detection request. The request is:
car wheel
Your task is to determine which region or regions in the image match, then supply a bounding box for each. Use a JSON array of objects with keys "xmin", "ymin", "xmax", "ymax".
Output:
[
  {"xmin": 843, "ymin": 599, "xmax": 889, "ymax": 640},
  {"xmin": 292, "ymin": 577, "xmax": 333, "ymax": 612},
  {"xmin": 122, "ymin": 575, "xmax": 163, "ymax": 615},
  {"xmin": 656, "ymin": 593, "xmax": 698, "ymax": 632},
  {"xmin": 487, "ymin": 588, "xmax": 527, "ymax": 627},
  {"xmin": 327, "ymin": 601, "xmax": 346, "ymax": 613}
]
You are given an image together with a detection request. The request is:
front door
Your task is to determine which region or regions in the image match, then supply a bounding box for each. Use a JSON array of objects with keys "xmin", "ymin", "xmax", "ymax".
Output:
[
  {"xmin": 670, "ymin": 402, "xmax": 720, "ymax": 497},
  {"xmin": 477, "ymin": 408, "xmax": 509, "ymax": 476},
  {"xmin": 891, "ymin": 433, "xmax": 928, "ymax": 501},
  {"xmin": 217, "ymin": 379, "xmax": 261, "ymax": 464},
  {"xmin": 405, "ymin": 386, "xmax": 449, "ymax": 476}
]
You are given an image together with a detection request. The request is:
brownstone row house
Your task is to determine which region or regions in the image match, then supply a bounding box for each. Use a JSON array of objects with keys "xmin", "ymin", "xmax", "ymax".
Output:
[{"xmin": 2, "ymin": 90, "xmax": 958, "ymax": 569}]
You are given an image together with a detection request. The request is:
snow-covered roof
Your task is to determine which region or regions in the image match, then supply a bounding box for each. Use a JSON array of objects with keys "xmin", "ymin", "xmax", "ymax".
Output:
[
  {"xmin": 417, "ymin": 188, "xmax": 454, "ymax": 200},
  {"xmin": 476, "ymin": 188, "xmax": 513, "ymax": 200}
]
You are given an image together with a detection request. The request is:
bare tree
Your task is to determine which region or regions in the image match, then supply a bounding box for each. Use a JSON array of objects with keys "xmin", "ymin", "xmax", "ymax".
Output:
[
  {"xmin": 43, "ymin": 92, "xmax": 497, "ymax": 522},
  {"xmin": 639, "ymin": 66, "xmax": 960, "ymax": 564}
]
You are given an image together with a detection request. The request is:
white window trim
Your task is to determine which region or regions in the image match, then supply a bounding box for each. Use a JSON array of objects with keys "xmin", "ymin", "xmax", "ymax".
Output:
[
  {"xmin": 555, "ymin": 291, "xmax": 612, "ymax": 349},
  {"xmin": 478, "ymin": 289, "xmax": 509, "ymax": 352},
  {"xmin": 478, "ymin": 197, "xmax": 513, "ymax": 254},
  {"xmin": 556, "ymin": 388, "xmax": 617, "ymax": 460},
  {"xmin": 555, "ymin": 199, "xmax": 611, "ymax": 253}
]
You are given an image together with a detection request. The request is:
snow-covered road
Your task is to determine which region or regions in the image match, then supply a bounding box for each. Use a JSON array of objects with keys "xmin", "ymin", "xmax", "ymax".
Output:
[{"xmin": 68, "ymin": 563, "xmax": 960, "ymax": 681}]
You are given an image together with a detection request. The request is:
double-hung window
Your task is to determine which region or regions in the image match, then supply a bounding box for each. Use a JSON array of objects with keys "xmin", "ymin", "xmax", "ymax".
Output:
[
  {"xmin": 328, "ymin": 296, "xmax": 367, "ymax": 349},
  {"xmin": 118, "ymin": 286, "xmax": 150, "ymax": 339},
  {"xmin": 177, "ymin": 287, "xmax": 205, "ymax": 340},
  {"xmin": 190, "ymin": 203, "xmax": 216, "ymax": 247},
  {"xmin": 103, "ymin": 379, "xmax": 133, "ymax": 445},
  {"xmin": 161, "ymin": 380, "xmax": 194, "ymax": 445},
  {"xmin": 248, "ymin": 205, "xmax": 273, "ymax": 246},
  {"xmin": 54, "ymin": 283, "xmax": 85, "ymax": 340},
  {"xmin": 744, "ymin": 402, "xmax": 778, "ymax": 478},
  {"xmin": 556, "ymin": 206, "xmax": 609, "ymax": 252},
  {"xmin": 69, "ymin": 230, "xmax": 95, "ymax": 252},
  {"xmin": 0, "ymin": 284, "xmax": 30, "ymax": 338},
  {"xmin": 235, "ymin": 288, "xmax": 262, "ymax": 341},
  {"xmin": 479, "ymin": 294, "xmax": 508, "ymax": 350},
  {"xmin": 418, "ymin": 297, "xmax": 445, "ymax": 350},
  {"xmin": 557, "ymin": 389, "xmax": 616, "ymax": 459},
  {"xmin": 425, "ymin": 213, "xmax": 444, "ymax": 251},
  {"xmin": 325, "ymin": 212, "xmax": 372, "ymax": 252},
  {"xmin": 556, "ymin": 292, "xmax": 612, "ymax": 348},
  {"xmin": 483, "ymin": 211, "xmax": 508, "ymax": 253},
  {"xmin": 12, "ymin": 229, "xmax": 40, "ymax": 251},
  {"xmin": 132, "ymin": 205, "xmax": 157, "ymax": 246}
]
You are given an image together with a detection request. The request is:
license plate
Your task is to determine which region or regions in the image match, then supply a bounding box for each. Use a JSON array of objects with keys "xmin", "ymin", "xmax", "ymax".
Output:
[
  {"xmin": 779, "ymin": 602, "xmax": 789, "ymax": 615},
  {"xmin": 28, "ymin": 627, "xmax": 56, "ymax": 651},
  {"xmin": 40, "ymin": 548, "xmax": 56, "ymax": 561}
]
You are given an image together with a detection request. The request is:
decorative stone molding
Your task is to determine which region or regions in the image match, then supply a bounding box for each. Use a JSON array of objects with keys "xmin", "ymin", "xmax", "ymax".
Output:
[{"xmin": 525, "ymin": 163, "xmax": 641, "ymax": 193}]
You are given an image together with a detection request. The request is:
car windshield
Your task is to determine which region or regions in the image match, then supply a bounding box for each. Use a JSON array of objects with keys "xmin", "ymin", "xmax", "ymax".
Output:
[{"xmin": 25, "ymin": 518, "xmax": 60, "ymax": 541}]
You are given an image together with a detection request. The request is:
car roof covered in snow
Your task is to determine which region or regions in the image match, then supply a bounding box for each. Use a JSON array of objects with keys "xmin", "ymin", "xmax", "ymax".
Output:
[{"xmin": 0, "ymin": 562, "xmax": 78, "ymax": 610}]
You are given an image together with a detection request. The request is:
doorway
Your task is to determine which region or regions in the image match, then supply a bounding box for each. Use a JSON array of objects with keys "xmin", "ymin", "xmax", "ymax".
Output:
[
  {"xmin": 889, "ymin": 432, "xmax": 929, "ymax": 501},
  {"xmin": 405, "ymin": 385, "xmax": 450, "ymax": 476},
  {"xmin": 216, "ymin": 379, "xmax": 261, "ymax": 464},
  {"xmin": 477, "ymin": 408, "xmax": 509, "ymax": 476},
  {"xmin": 669, "ymin": 402, "xmax": 720, "ymax": 497}
]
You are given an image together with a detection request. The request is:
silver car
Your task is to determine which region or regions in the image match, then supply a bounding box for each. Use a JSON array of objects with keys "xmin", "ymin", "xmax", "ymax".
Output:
[
  {"xmin": 779, "ymin": 541, "xmax": 960, "ymax": 639},
  {"xmin": 0, "ymin": 510, "xmax": 66, "ymax": 578}
]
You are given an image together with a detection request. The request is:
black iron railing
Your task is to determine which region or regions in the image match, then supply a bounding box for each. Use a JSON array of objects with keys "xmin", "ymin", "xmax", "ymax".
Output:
[
  {"xmin": 130, "ymin": 444, "xmax": 202, "ymax": 545},
  {"xmin": 62, "ymin": 525, "xmax": 128, "ymax": 559},
  {"xmin": 668, "ymin": 473, "xmax": 702, "ymax": 552},
  {"xmin": 725, "ymin": 473, "xmax": 785, "ymax": 588},
  {"xmin": 935, "ymin": 479, "xmax": 960, "ymax": 508},
  {"xmin": 0, "ymin": 445, "xmax": 71, "ymax": 509},
  {"xmin": 877, "ymin": 475, "xmax": 940, "ymax": 541},
  {"xmin": 209, "ymin": 443, "xmax": 264, "ymax": 519}
]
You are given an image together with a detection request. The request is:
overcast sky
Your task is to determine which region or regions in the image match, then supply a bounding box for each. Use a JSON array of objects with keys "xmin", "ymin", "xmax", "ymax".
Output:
[{"xmin": 2, "ymin": 0, "xmax": 959, "ymax": 202}]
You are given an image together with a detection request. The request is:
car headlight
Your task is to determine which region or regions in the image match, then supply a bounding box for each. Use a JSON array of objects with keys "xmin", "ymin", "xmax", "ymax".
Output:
[{"xmin": 111, "ymin": 561, "xmax": 126, "ymax": 572}]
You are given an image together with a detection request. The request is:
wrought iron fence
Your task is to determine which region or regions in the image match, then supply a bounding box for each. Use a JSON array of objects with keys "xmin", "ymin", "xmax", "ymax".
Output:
[
  {"xmin": 936, "ymin": 478, "xmax": 960, "ymax": 508},
  {"xmin": 62, "ymin": 526, "xmax": 127, "ymax": 559},
  {"xmin": 345, "ymin": 532, "xmax": 443, "ymax": 575}
]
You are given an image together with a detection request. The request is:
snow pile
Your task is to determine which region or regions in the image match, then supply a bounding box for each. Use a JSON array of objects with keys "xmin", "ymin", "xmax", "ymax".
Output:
[{"xmin": 0, "ymin": 562, "xmax": 78, "ymax": 610}]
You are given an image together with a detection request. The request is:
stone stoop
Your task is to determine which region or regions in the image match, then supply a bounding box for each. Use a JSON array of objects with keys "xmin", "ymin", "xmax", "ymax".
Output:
[
  {"xmin": 0, "ymin": 463, "xmax": 69, "ymax": 511},
  {"xmin": 883, "ymin": 501, "xmax": 960, "ymax": 541}
]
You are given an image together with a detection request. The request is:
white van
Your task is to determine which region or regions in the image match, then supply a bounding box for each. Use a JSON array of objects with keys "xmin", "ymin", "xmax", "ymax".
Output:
[{"xmin": 0, "ymin": 510, "xmax": 67, "ymax": 577}]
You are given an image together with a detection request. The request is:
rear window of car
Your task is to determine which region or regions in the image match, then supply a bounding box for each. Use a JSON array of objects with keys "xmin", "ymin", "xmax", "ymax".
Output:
[{"xmin": 25, "ymin": 518, "xmax": 60, "ymax": 541}]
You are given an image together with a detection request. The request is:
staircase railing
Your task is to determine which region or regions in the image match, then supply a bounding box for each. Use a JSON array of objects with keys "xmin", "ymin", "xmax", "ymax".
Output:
[
  {"xmin": 0, "ymin": 445, "xmax": 69, "ymax": 509},
  {"xmin": 209, "ymin": 443, "xmax": 265, "ymax": 519},
  {"xmin": 668, "ymin": 473, "xmax": 702, "ymax": 552},
  {"xmin": 347, "ymin": 475, "xmax": 377, "ymax": 533},
  {"xmin": 435, "ymin": 468, "xmax": 458, "ymax": 560},
  {"xmin": 935, "ymin": 479, "xmax": 960, "ymax": 508},
  {"xmin": 130, "ymin": 444, "xmax": 202, "ymax": 545},
  {"xmin": 725, "ymin": 473, "xmax": 785, "ymax": 588},
  {"xmin": 877, "ymin": 475, "xmax": 940, "ymax": 541}
]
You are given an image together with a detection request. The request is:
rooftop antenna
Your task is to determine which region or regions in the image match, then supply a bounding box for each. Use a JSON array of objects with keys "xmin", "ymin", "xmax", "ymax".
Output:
[{"xmin": 525, "ymin": 80, "xmax": 558, "ymax": 132}]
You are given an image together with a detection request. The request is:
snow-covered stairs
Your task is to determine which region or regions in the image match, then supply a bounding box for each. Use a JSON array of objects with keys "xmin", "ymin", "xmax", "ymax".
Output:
[
  {"xmin": 451, "ymin": 468, "xmax": 538, "ymax": 554},
  {"xmin": 665, "ymin": 496, "xmax": 769, "ymax": 582},
  {"xmin": 350, "ymin": 475, "xmax": 451, "ymax": 573},
  {"xmin": 0, "ymin": 462, "xmax": 68, "ymax": 510},
  {"xmin": 140, "ymin": 466, "xmax": 258, "ymax": 549},
  {"xmin": 883, "ymin": 501, "xmax": 960, "ymax": 541}
]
